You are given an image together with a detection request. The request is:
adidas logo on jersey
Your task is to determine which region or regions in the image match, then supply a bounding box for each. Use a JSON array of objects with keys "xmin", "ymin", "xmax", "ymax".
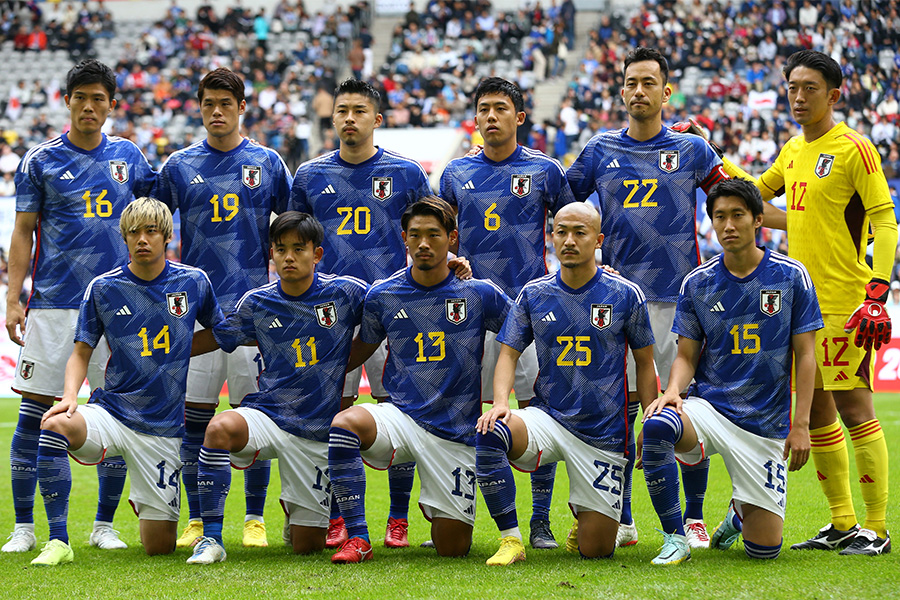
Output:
[
  {"xmin": 834, "ymin": 371, "xmax": 849, "ymax": 382},
  {"xmin": 59, "ymin": 170, "xmax": 75, "ymax": 180},
  {"xmin": 463, "ymin": 180, "xmax": 475, "ymax": 190},
  {"xmin": 540, "ymin": 312, "xmax": 557, "ymax": 322},
  {"xmin": 710, "ymin": 302, "xmax": 725, "ymax": 312},
  {"xmin": 606, "ymin": 159, "xmax": 620, "ymax": 168},
  {"xmin": 394, "ymin": 309, "xmax": 409, "ymax": 319},
  {"xmin": 190, "ymin": 174, "xmax": 205, "ymax": 184},
  {"xmin": 269, "ymin": 318, "xmax": 283, "ymax": 329},
  {"xmin": 322, "ymin": 184, "xmax": 336, "ymax": 194},
  {"xmin": 115, "ymin": 305, "xmax": 132, "ymax": 316}
]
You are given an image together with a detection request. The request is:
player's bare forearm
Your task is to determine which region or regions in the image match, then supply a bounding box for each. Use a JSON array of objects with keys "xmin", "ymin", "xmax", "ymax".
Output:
[
  {"xmin": 785, "ymin": 330, "xmax": 816, "ymax": 471},
  {"xmin": 660, "ymin": 336, "xmax": 700, "ymax": 401},
  {"xmin": 44, "ymin": 342, "xmax": 93, "ymax": 424},
  {"xmin": 762, "ymin": 201, "xmax": 787, "ymax": 231},
  {"xmin": 491, "ymin": 343, "xmax": 521, "ymax": 410},
  {"xmin": 345, "ymin": 336, "xmax": 380, "ymax": 373},
  {"xmin": 631, "ymin": 344, "xmax": 658, "ymax": 408},
  {"xmin": 191, "ymin": 328, "xmax": 220, "ymax": 357},
  {"xmin": 5, "ymin": 212, "xmax": 38, "ymax": 344}
]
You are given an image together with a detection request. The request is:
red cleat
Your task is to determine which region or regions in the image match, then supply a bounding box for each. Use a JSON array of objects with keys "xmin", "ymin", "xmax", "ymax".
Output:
[
  {"xmin": 384, "ymin": 517, "xmax": 409, "ymax": 548},
  {"xmin": 326, "ymin": 517, "xmax": 349, "ymax": 549},
  {"xmin": 331, "ymin": 536, "xmax": 373, "ymax": 564}
]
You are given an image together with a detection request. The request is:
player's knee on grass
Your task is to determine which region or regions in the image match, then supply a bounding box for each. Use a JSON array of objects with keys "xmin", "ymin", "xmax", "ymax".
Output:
[
  {"xmin": 431, "ymin": 518, "xmax": 472, "ymax": 557},
  {"xmin": 576, "ymin": 511, "xmax": 617, "ymax": 558},
  {"xmin": 291, "ymin": 525, "xmax": 326, "ymax": 554},
  {"xmin": 140, "ymin": 520, "xmax": 178, "ymax": 555},
  {"xmin": 741, "ymin": 504, "xmax": 784, "ymax": 550}
]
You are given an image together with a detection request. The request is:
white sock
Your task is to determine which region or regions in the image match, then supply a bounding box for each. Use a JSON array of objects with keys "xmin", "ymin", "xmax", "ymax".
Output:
[
  {"xmin": 500, "ymin": 527, "xmax": 521, "ymax": 540},
  {"xmin": 93, "ymin": 521, "xmax": 113, "ymax": 530},
  {"xmin": 245, "ymin": 515, "xmax": 264, "ymax": 523},
  {"xmin": 14, "ymin": 523, "xmax": 35, "ymax": 534}
]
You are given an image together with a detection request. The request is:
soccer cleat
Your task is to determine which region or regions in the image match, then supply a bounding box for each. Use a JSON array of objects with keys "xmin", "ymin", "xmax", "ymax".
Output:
[
  {"xmin": 186, "ymin": 537, "xmax": 227, "ymax": 564},
  {"xmin": 176, "ymin": 520, "xmax": 204, "ymax": 549},
  {"xmin": 326, "ymin": 516, "xmax": 349, "ymax": 549},
  {"xmin": 710, "ymin": 508, "xmax": 740, "ymax": 550},
  {"xmin": 282, "ymin": 514, "xmax": 291, "ymax": 546},
  {"xmin": 420, "ymin": 539, "xmax": 435, "ymax": 548},
  {"xmin": 839, "ymin": 529, "xmax": 891, "ymax": 556},
  {"xmin": 685, "ymin": 519, "xmax": 710, "ymax": 549},
  {"xmin": 89, "ymin": 525, "xmax": 128, "ymax": 550},
  {"xmin": 486, "ymin": 536, "xmax": 526, "ymax": 566},
  {"xmin": 331, "ymin": 536, "xmax": 373, "ymax": 564},
  {"xmin": 565, "ymin": 520, "xmax": 579, "ymax": 554},
  {"xmin": 2, "ymin": 528, "xmax": 37, "ymax": 553},
  {"xmin": 30, "ymin": 539, "xmax": 74, "ymax": 566},
  {"xmin": 384, "ymin": 517, "xmax": 409, "ymax": 548},
  {"xmin": 790, "ymin": 523, "xmax": 860, "ymax": 551},
  {"xmin": 651, "ymin": 532, "xmax": 691, "ymax": 566},
  {"xmin": 529, "ymin": 519, "xmax": 558, "ymax": 549},
  {"xmin": 242, "ymin": 519, "xmax": 268, "ymax": 547},
  {"xmin": 616, "ymin": 521, "xmax": 639, "ymax": 547}
]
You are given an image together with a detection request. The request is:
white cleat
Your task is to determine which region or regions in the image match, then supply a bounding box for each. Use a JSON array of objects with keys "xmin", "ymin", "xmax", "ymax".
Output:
[
  {"xmin": 684, "ymin": 519, "xmax": 710, "ymax": 549},
  {"xmin": 2, "ymin": 528, "xmax": 37, "ymax": 553},
  {"xmin": 186, "ymin": 537, "xmax": 227, "ymax": 565},
  {"xmin": 89, "ymin": 525, "xmax": 128, "ymax": 550}
]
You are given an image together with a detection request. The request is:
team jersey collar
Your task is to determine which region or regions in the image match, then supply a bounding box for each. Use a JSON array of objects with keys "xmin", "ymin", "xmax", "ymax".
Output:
[
  {"xmin": 61, "ymin": 132, "xmax": 108, "ymax": 156},
  {"xmin": 334, "ymin": 146, "xmax": 384, "ymax": 168},
  {"xmin": 202, "ymin": 137, "xmax": 249, "ymax": 155},
  {"xmin": 479, "ymin": 144, "xmax": 523, "ymax": 166},
  {"xmin": 277, "ymin": 272, "xmax": 319, "ymax": 300},
  {"xmin": 404, "ymin": 266, "xmax": 455, "ymax": 291},
  {"xmin": 122, "ymin": 259, "xmax": 171, "ymax": 286},
  {"xmin": 620, "ymin": 126, "xmax": 668, "ymax": 145},
  {"xmin": 555, "ymin": 267, "xmax": 602, "ymax": 294},
  {"xmin": 718, "ymin": 246, "xmax": 771, "ymax": 283}
]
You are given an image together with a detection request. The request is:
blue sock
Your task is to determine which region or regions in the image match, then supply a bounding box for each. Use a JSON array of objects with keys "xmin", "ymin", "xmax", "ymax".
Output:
[
  {"xmin": 95, "ymin": 457, "xmax": 127, "ymax": 523},
  {"xmin": 182, "ymin": 407, "xmax": 214, "ymax": 521},
  {"xmin": 744, "ymin": 538, "xmax": 781, "ymax": 560},
  {"xmin": 620, "ymin": 401, "xmax": 639, "ymax": 525},
  {"xmin": 388, "ymin": 462, "xmax": 415, "ymax": 520},
  {"xmin": 731, "ymin": 509, "xmax": 743, "ymax": 531},
  {"xmin": 10, "ymin": 399, "xmax": 44, "ymax": 524},
  {"xmin": 328, "ymin": 427, "xmax": 369, "ymax": 541},
  {"xmin": 197, "ymin": 446, "xmax": 231, "ymax": 546},
  {"xmin": 37, "ymin": 430, "xmax": 71, "ymax": 544},
  {"xmin": 475, "ymin": 421, "xmax": 519, "ymax": 531},
  {"xmin": 244, "ymin": 459, "xmax": 270, "ymax": 519},
  {"xmin": 642, "ymin": 407, "xmax": 685, "ymax": 536},
  {"xmin": 681, "ymin": 457, "xmax": 709, "ymax": 522},
  {"xmin": 530, "ymin": 463, "xmax": 556, "ymax": 523},
  {"xmin": 330, "ymin": 493, "xmax": 341, "ymax": 520}
]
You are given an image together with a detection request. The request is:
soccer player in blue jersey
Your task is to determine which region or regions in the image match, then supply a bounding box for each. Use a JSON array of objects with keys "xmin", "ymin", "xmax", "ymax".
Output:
[
  {"xmin": 153, "ymin": 68, "xmax": 293, "ymax": 549},
  {"xmin": 476, "ymin": 202, "xmax": 657, "ymax": 565},
  {"xmin": 566, "ymin": 47, "xmax": 729, "ymax": 549},
  {"xmin": 440, "ymin": 77, "xmax": 577, "ymax": 550},
  {"xmin": 29, "ymin": 197, "xmax": 222, "ymax": 566},
  {"xmin": 3, "ymin": 59, "xmax": 155, "ymax": 554},
  {"xmin": 641, "ymin": 179, "xmax": 821, "ymax": 565},
  {"xmin": 290, "ymin": 79, "xmax": 435, "ymax": 549},
  {"xmin": 327, "ymin": 196, "xmax": 511, "ymax": 563},
  {"xmin": 183, "ymin": 212, "xmax": 367, "ymax": 564}
]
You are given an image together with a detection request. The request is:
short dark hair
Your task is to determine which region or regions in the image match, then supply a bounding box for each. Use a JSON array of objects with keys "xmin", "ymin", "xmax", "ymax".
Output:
[
  {"xmin": 623, "ymin": 47, "xmax": 669, "ymax": 85},
  {"xmin": 269, "ymin": 211, "xmax": 324, "ymax": 248},
  {"xmin": 66, "ymin": 59, "xmax": 116, "ymax": 99},
  {"xmin": 334, "ymin": 78, "xmax": 381, "ymax": 110},
  {"xmin": 401, "ymin": 195, "xmax": 456, "ymax": 234},
  {"xmin": 473, "ymin": 77, "xmax": 525, "ymax": 113},
  {"xmin": 783, "ymin": 50, "xmax": 843, "ymax": 90},
  {"xmin": 706, "ymin": 178, "xmax": 764, "ymax": 220},
  {"xmin": 198, "ymin": 68, "xmax": 245, "ymax": 104}
]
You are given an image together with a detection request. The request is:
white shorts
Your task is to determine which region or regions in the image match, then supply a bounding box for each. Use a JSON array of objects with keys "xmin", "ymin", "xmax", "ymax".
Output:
[
  {"xmin": 70, "ymin": 404, "xmax": 181, "ymax": 521},
  {"xmin": 676, "ymin": 397, "xmax": 786, "ymax": 520},
  {"xmin": 511, "ymin": 406, "xmax": 626, "ymax": 521},
  {"xmin": 343, "ymin": 329, "xmax": 387, "ymax": 398},
  {"xmin": 481, "ymin": 331, "xmax": 538, "ymax": 404},
  {"xmin": 13, "ymin": 308, "xmax": 110, "ymax": 398},
  {"xmin": 359, "ymin": 402, "xmax": 476, "ymax": 525},
  {"xmin": 228, "ymin": 407, "xmax": 329, "ymax": 528},
  {"xmin": 626, "ymin": 301, "xmax": 675, "ymax": 392},
  {"xmin": 186, "ymin": 322, "xmax": 260, "ymax": 405}
]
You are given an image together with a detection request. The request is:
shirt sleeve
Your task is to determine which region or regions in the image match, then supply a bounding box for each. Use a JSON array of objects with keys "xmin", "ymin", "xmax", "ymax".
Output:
[
  {"xmin": 288, "ymin": 167, "xmax": 311, "ymax": 213},
  {"xmin": 546, "ymin": 159, "xmax": 577, "ymax": 215},
  {"xmin": 497, "ymin": 288, "xmax": 534, "ymax": 351},
  {"xmin": 272, "ymin": 150, "xmax": 294, "ymax": 214},
  {"xmin": 196, "ymin": 272, "xmax": 224, "ymax": 330},
  {"xmin": 672, "ymin": 280, "xmax": 704, "ymax": 342},
  {"xmin": 74, "ymin": 280, "xmax": 103, "ymax": 348},
  {"xmin": 482, "ymin": 283, "xmax": 512, "ymax": 334},
  {"xmin": 212, "ymin": 296, "xmax": 256, "ymax": 353},
  {"xmin": 439, "ymin": 164, "xmax": 457, "ymax": 208},
  {"xmin": 565, "ymin": 139, "xmax": 598, "ymax": 203},
  {"xmin": 791, "ymin": 265, "xmax": 824, "ymax": 336},
  {"xmin": 359, "ymin": 288, "xmax": 386, "ymax": 345},
  {"xmin": 151, "ymin": 160, "xmax": 178, "ymax": 212},
  {"xmin": 624, "ymin": 290, "xmax": 655, "ymax": 350},
  {"xmin": 132, "ymin": 147, "xmax": 157, "ymax": 199},
  {"xmin": 14, "ymin": 153, "xmax": 43, "ymax": 213}
]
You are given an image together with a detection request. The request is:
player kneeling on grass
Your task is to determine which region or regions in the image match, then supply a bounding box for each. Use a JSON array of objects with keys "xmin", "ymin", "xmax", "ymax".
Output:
[
  {"xmin": 475, "ymin": 202, "xmax": 657, "ymax": 565},
  {"xmin": 641, "ymin": 179, "xmax": 821, "ymax": 566},
  {"xmin": 31, "ymin": 197, "xmax": 222, "ymax": 566},
  {"xmin": 184, "ymin": 212, "xmax": 367, "ymax": 564},
  {"xmin": 328, "ymin": 196, "xmax": 511, "ymax": 563}
]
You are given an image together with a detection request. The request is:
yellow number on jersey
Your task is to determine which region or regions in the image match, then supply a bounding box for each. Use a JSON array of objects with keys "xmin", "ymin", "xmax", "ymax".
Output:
[
  {"xmin": 209, "ymin": 194, "xmax": 239, "ymax": 222},
  {"xmin": 622, "ymin": 179, "xmax": 659, "ymax": 208},
  {"xmin": 138, "ymin": 325, "xmax": 171, "ymax": 357},
  {"xmin": 292, "ymin": 337, "xmax": 319, "ymax": 367},
  {"xmin": 484, "ymin": 203, "xmax": 501, "ymax": 231},
  {"xmin": 556, "ymin": 335, "xmax": 592, "ymax": 366},
  {"xmin": 83, "ymin": 190, "xmax": 113, "ymax": 218},
  {"xmin": 729, "ymin": 324, "xmax": 760, "ymax": 355},
  {"xmin": 336, "ymin": 207, "xmax": 372, "ymax": 235},
  {"xmin": 415, "ymin": 332, "xmax": 446, "ymax": 362}
]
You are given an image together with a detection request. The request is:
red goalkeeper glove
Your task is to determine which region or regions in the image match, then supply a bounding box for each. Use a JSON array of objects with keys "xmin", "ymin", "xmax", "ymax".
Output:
[
  {"xmin": 843, "ymin": 278, "xmax": 892, "ymax": 351},
  {"xmin": 671, "ymin": 118, "xmax": 724, "ymax": 158}
]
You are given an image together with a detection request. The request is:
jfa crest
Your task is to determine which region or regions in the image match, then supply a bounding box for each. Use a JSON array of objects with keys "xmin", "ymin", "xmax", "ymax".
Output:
[
  {"xmin": 242, "ymin": 165, "xmax": 262, "ymax": 189},
  {"xmin": 591, "ymin": 304, "xmax": 612, "ymax": 330},
  {"xmin": 760, "ymin": 290, "xmax": 782, "ymax": 316},
  {"xmin": 511, "ymin": 174, "xmax": 532, "ymax": 197},
  {"xmin": 315, "ymin": 301, "xmax": 338, "ymax": 329},
  {"xmin": 372, "ymin": 176, "xmax": 393, "ymax": 200},
  {"xmin": 815, "ymin": 153, "xmax": 835, "ymax": 179},
  {"xmin": 167, "ymin": 292, "xmax": 189, "ymax": 318},
  {"xmin": 659, "ymin": 150, "xmax": 679, "ymax": 173},
  {"xmin": 20, "ymin": 360, "xmax": 34, "ymax": 380},
  {"xmin": 109, "ymin": 160, "xmax": 129, "ymax": 183},
  {"xmin": 446, "ymin": 298, "xmax": 467, "ymax": 324}
]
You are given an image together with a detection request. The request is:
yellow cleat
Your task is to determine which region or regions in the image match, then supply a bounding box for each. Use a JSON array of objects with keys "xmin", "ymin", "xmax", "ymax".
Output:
[
  {"xmin": 176, "ymin": 520, "xmax": 204, "ymax": 549},
  {"xmin": 242, "ymin": 519, "xmax": 268, "ymax": 547},
  {"xmin": 486, "ymin": 536, "xmax": 526, "ymax": 566},
  {"xmin": 565, "ymin": 519, "xmax": 579, "ymax": 554},
  {"xmin": 31, "ymin": 539, "xmax": 74, "ymax": 566}
]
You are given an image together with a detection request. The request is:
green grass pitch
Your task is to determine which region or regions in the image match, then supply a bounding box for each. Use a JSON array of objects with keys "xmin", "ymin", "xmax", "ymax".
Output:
[{"xmin": 0, "ymin": 395, "xmax": 897, "ymax": 599}]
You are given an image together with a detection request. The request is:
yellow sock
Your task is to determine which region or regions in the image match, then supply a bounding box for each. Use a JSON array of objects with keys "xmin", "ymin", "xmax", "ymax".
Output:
[
  {"xmin": 848, "ymin": 419, "xmax": 889, "ymax": 538},
  {"xmin": 810, "ymin": 421, "xmax": 857, "ymax": 531}
]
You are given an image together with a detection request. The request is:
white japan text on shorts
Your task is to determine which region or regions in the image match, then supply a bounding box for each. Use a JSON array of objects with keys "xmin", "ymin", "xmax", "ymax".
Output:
[
  {"xmin": 186, "ymin": 323, "xmax": 261, "ymax": 405},
  {"xmin": 481, "ymin": 331, "xmax": 538, "ymax": 404},
  {"xmin": 626, "ymin": 301, "xmax": 675, "ymax": 393}
]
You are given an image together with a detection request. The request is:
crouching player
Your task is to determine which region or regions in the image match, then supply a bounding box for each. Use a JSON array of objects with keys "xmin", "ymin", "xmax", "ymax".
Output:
[
  {"xmin": 31, "ymin": 197, "xmax": 222, "ymax": 565},
  {"xmin": 475, "ymin": 202, "xmax": 657, "ymax": 565},
  {"xmin": 641, "ymin": 179, "xmax": 821, "ymax": 565},
  {"xmin": 185, "ymin": 212, "xmax": 367, "ymax": 564},
  {"xmin": 328, "ymin": 196, "xmax": 511, "ymax": 563}
]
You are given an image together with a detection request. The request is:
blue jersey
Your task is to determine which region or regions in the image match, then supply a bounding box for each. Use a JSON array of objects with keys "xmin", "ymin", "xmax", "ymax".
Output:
[
  {"xmin": 153, "ymin": 139, "xmax": 293, "ymax": 311},
  {"xmin": 361, "ymin": 268, "xmax": 511, "ymax": 446},
  {"xmin": 674, "ymin": 248, "xmax": 823, "ymax": 439},
  {"xmin": 440, "ymin": 145, "xmax": 576, "ymax": 298},
  {"xmin": 213, "ymin": 273, "xmax": 367, "ymax": 442},
  {"xmin": 77, "ymin": 261, "xmax": 222, "ymax": 438},
  {"xmin": 499, "ymin": 270, "xmax": 655, "ymax": 452},
  {"xmin": 290, "ymin": 148, "xmax": 432, "ymax": 283},
  {"xmin": 15, "ymin": 133, "xmax": 156, "ymax": 309},
  {"xmin": 566, "ymin": 127, "xmax": 727, "ymax": 302}
]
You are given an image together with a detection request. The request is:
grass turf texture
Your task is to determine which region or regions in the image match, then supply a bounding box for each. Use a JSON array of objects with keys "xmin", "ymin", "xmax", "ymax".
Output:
[{"xmin": 0, "ymin": 395, "xmax": 898, "ymax": 600}]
